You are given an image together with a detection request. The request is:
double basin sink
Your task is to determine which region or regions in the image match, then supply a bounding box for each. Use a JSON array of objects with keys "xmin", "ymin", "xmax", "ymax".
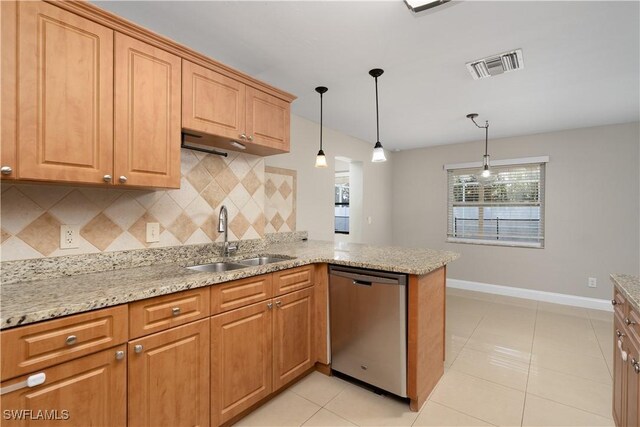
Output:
[{"xmin": 186, "ymin": 256, "xmax": 292, "ymax": 273}]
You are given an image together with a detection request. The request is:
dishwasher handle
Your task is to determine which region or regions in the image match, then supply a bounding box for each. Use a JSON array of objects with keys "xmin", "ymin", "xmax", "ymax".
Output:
[{"xmin": 330, "ymin": 268, "xmax": 405, "ymax": 286}]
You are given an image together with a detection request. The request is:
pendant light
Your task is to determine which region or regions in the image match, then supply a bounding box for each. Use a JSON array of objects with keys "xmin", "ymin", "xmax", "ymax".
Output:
[
  {"xmin": 369, "ymin": 69, "xmax": 387, "ymax": 163},
  {"xmin": 314, "ymin": 86, "xmax": 328, "ymax": 168},
  {"xmin": 466, "ymin": 113, "xmax": 491, "ymax": 178}
]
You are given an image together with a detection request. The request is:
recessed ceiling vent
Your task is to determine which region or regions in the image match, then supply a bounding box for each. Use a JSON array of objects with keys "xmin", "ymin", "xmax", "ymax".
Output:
[{"xmin": 466, "ymin": 49, "xmax": 524, "ymax": 80}]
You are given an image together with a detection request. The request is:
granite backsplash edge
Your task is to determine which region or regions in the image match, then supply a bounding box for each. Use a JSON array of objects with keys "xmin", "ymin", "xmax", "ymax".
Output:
[{"xmin": 0, "ymin": 231, "xmax": 308, "ymax": 285}]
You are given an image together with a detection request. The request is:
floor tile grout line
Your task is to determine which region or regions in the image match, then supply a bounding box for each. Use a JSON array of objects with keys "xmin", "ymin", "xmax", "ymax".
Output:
[
  {"xmin": 417, "ymin": 400, "xmax": 499, "ymax": 427},
  {"xmin": 525, "ymin": 389, "xmax": 615, "ymax": 420},
  {"xmin": 588, "ymin": 315, "xmax": 615, "ymax": 379},
  {"xmin": 520, "ymin": 300, "xmax": 538, "ymax": 426},
  {"xmin": 319, "ymin": 406, "xmax": 360, "ymax": 426}
]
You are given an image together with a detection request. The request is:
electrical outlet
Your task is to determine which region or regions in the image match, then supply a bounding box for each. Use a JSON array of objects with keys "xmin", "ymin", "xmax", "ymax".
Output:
[
  {"xmin": 60, "ymin": 225, "xmax": 79, "ymax": 249},
  {"xmin": 588, "ymin": 277, "xmax": 597, "ymax": 288},
  {"xmin": 146, "ymin": 222, "xmax": 160, "ymax": 243}
]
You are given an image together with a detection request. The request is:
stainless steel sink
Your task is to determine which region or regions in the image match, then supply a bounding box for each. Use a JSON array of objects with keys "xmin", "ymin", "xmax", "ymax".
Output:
[
  {"xmin": 185, "ymin": 262, "xmax": 247, "ymax": 273},
  {"xmin": 237, "ymin": 256, "xmax": 292, "ymax": 266}
]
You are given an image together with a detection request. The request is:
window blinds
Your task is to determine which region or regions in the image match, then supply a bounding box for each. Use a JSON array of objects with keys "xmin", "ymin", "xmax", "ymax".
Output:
[{"xmin": 447, "ymin": 163, "xmax": 545, "ymax": 247}]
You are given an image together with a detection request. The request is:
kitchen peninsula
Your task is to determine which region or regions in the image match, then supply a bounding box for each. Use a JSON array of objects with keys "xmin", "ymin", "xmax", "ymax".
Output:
[{"xmin": 1, "ymin": 234, "xmax": 458, "ymax": 425}]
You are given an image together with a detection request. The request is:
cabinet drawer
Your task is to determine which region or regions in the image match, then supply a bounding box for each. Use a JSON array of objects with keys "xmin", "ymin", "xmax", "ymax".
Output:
[
  {"xmin": 626, "ymin": 305, "xmax": 640, "ymax": 347},
  {"xmin": 273, "ymin": 265, "xmax": 314, "ymax": 296},
  {"xmin": 211, "ymin": 274, "xmax": 273, "ymax": 315},
  {"xmin": 1, "ymin": 305, "xmax": 128, "ymax": 381},
  {"xmin": 129, "ymin": 288, "xmax": 210, "ymax": 339},
  {"xmin": 614, "ymin": 287, "xmax": 628, "ymax": 323}
]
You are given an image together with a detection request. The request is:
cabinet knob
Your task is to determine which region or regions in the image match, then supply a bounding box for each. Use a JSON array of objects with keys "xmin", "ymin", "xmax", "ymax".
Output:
[
  {"xmin": 65, "ymin": 335, "xmax": 77, "ymax": 346},
  {"xmin": 239, "ymin": 133, "xmax": 247, "ymax": 140},
  {"xmin": 635, "ymin": 362, "xmax": 640, "ymax": 374},
  {"xmin": 617, "ymin": 329, "xmax": 626, "ymax": 338},
  {"xmin": 267, "ymin": 302, "xmax": 273, "ymax": 309},
  {"xmin": 134, "ymin": 344, "xmax": 144, "ymax": 354},
  {"xmin": 626, "ymin": 318, "xmax": 636, "ymax": 326},
  {"xmin": 275, "ymin": 300, "xmax": 282, "ymax": 308},
  {"xmin": 103, "ymin": 175, "xmax": 112, "ymax": 183},
  {"xmin": 612, "ymin": 299, "xmax": 618, "ymax": 306},
  {"xmin": 119, "ymin": 176, "xmax": 127, "ymax": 184},
  {"xmin": 248, "ymin": 135, "xmax": 253, "ymax": 141},
  {"xmin": 1, "ymin": 166, "xmax": 13, "ymax": 175},
  {"xmin": 172, "ymin": 307, "xmax": 181, "ymax": 316},
  {"xmin": 115, "ymin": 350, "xmax": 125, "ymax": 360}
]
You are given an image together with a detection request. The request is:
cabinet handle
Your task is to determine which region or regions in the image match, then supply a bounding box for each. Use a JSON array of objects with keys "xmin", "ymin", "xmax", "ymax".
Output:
[
  {"xmin": 115, "ymin": 350, "xmax": 125, "ymax": 360},
  {"xmin": 134, "ymin": 344, "xmax": 144, "ymax": 354},
  {"xmin": 612, "ymin": 299, "xmax": 618, "ymax": 306},
  {"xmin": 103, "ymin": 175, "xmax": 112, "ymax": 183},
  {"xmin": 172, "ymin": 307, "xmax": 181, "ymax": 316},
  {"xmin": 634, "ymin": 361, "xmax": 640, "ymax": 374},
  {"xmin": 626, "ymin": 318, "xmax": 636, "ymax": 326},
  {"xmin": 1, "ymin": 166, "xmax": 13, "ymax": 175},
  {"xmin": 275, "ymin": 300, "xmax": 282, "ymax": 308},
  {"xmin": 617, "ymin": 329, "xmax": 626, "ymax": 338},
  {"xmin": 267, "ymin": 302, "xmax": 273, "ymax": 309},
  {"xmin": 65, "ymin": 335, "xmax": 77, "ymax": 346},
  {"xmin": 119, "ymin": 176, "xmax": 127, "ymax": 184},
  {"xmin": 239, "ymin": 134, "xmax": 247, "ymax": 140}
]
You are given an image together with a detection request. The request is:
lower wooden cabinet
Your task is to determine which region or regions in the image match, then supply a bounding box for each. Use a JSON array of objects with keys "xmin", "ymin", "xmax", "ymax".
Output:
[
  {"xmin": 128, "ymin": 319, "xmax": 210, "ymax": 427},
  {"xmin": 626, "ymin": 336, "xmax": 640, "ymax": 427},
  {"xmin": 613, "ymin": 292, "xmax": 640, "ymax": 427},
  {"xmin": 0, "ymin": 345, "xmax": 126, "ymax": 427},
  {"xmin": 211, "ymin": 300, "xmax": 273, "ymax": 426},
  {"xmin": 614, "ymin": 314, "xmax": 626, "ymax": 427},
  {"xmin": 210, "ymin": 287, "xmax": 315, "ymax": 426},
  {"xmin": 273, "ymin": 287, "xmax": 315, "ymax": 391}
]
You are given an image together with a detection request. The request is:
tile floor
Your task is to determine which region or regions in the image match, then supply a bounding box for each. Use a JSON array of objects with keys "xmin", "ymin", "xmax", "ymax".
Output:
[{"xmin": 233, "ymin": 288, "xmax": 614, "ymax": 427}]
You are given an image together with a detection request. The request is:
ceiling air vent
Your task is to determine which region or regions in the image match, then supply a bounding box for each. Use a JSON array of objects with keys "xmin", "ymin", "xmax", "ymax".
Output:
[{"xmin": 466, "ymin": 49, "xmax": 524, "ymax": 80}]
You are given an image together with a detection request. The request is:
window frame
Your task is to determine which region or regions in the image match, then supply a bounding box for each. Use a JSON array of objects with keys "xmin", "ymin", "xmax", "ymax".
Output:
[{"xmin": 445, "ymin": 158, "xmax": 547, "ymax": 249}]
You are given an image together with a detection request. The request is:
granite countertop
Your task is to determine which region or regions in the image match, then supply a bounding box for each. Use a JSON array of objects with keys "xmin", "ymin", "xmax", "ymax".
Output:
[
  {"xmin": 0, "ymin": 240, "xmax": 459, "ymax": 329},
  {"xmin": 611, "ymin": 273, "xmax": 640, "ymax": 312}
]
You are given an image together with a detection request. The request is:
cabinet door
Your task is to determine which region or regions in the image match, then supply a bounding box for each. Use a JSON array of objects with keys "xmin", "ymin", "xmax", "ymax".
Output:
[
  {"xmin": 614, "ymin": 315, "xmax": 626, "ymax": 427},
  {"xmin": 128, "ymin": 319, "xmax": 209, "ymax": 427},
  {"xmin": 1, "ymin": 1, "xmax": 17, "ymax": 179},
  {"xmin": 182, "ymin": 60, "xmax": 246, "ymax": 141},
  {"xmin": 211, "ymin": 301, "xmax": 272, "ymax": 426},
  {"xmin": 18, "ymin": 1, "xmax": 114, "ymax": 184},
  {"xmin": 273, "ymin": 287, "xmax": 314, "ymax": 391},
  {"xmin": 114, "ymin": 33, "xmax": 181, "ymax": 189},
  {"xmin": 245, "ymin": 86, "xmax": 290, "ymax": 153},
  {"xmin": 1, "ymin": 345, "xmax": 126, "ymax": 427},
  {"xmin": 628, "ymin": 337, "xmax": 640, "ymax": 427}
]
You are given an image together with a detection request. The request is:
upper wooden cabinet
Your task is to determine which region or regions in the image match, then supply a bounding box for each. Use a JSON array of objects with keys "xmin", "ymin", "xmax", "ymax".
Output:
[
  {"xmin": 17, "ymin": 1, "xmax": 114, "ymax": 184},
  {"xmin": 182, "ymin": 60, "xmax": 291, "ymax": 156},
  {"xmin": 114, "ymin": 33, "xmax": 181, "ymax": 188},
  {"xmin": 1, "ymin": 1, "xmax": 17, "ymax": 180}
]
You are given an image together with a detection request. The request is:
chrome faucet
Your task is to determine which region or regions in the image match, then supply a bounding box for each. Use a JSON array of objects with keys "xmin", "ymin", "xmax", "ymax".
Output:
[{"xmin": 218, "ymin": 205, "xmax": 238, "ymax": 257}]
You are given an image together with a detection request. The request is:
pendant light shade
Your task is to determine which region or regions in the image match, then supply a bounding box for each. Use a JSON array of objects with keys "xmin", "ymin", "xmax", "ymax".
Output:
[
  {"xmin": 369, "ymin": 69, "xmax": 387, "ymax": 163},
  {"xmin": 466, "ymin": 113, "xmax": 492, "ymax": 179},
  {"xmin": 315, "ymin": 86, "xmax": 328, "ymax": 168}
]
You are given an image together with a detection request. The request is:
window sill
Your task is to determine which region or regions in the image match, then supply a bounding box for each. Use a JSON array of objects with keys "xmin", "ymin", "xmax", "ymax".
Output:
[{"xmin": 446, "ymin": 237, "xmax": 544, "ymax": 249}]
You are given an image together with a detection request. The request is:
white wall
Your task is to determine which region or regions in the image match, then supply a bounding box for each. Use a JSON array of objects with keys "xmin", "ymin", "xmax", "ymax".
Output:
[
  {"xmin": 266, "ymin": 114, "xmax": 394, "ymax": 245},
  {"xmin": 392, "ymin": 122, "xmax": 640, "ymax": 299}
]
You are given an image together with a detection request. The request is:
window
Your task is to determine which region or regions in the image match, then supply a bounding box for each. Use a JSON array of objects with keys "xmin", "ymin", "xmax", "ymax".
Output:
[
  {"xmin": 335, "ymin": 172, "xmax": 349, "ymax": 234},
  {"xmin": 447, "ymin": 162, "xmax": 545, "ymax": 248}
]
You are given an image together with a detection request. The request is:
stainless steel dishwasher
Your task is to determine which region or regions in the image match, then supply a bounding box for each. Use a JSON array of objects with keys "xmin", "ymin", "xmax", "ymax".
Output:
[{"xmin": 329, "ymin": 265, "xmax": 407, "ymax": 397}]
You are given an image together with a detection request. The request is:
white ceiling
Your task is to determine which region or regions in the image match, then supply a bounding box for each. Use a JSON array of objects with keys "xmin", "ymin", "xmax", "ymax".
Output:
[{"xmin": 94, "ymin": 0, "xmax": 640, "ymax": 150}]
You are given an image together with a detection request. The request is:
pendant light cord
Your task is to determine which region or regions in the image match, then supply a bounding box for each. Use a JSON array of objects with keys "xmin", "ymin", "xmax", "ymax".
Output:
[
  {"xmin": 469, "ymin": 116, "xmax": 489, "ymax": 156},
  {"xmin": 374, "ymin": 76, "xmax": 380, "ymax": 143},
  {"xmin": 320, "ymin": 92, "xmax": 323, "ymax": 151}
]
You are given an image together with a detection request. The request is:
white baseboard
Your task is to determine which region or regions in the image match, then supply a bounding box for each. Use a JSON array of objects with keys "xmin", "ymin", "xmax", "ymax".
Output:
[{"xmin": 447, "ymin": 279, "xmax": 613, "ymax": 312}]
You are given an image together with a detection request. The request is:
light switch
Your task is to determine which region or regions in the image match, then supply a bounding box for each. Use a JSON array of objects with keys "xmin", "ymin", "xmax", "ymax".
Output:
[{"xmin": 146, "ymin": 223, "xmax": 160, "ymax": 243}]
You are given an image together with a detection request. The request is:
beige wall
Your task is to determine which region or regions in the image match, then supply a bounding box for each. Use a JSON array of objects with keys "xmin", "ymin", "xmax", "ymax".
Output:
[
  {"xmin": 392, "ymin": 122, "xmax": 640, "ymax": 299},
  {"xmin": 266, "ymin": 114, "xmax": 394, "ymax": 245}
]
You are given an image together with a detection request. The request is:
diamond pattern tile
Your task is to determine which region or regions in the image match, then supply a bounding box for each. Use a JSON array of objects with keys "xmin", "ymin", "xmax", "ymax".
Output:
[
  {"xmin": 0, "ymin": 152, "xmax": 293, "ymax": 260},
  {"xmin": 81, "ymin": 214, "xmax": 123, "ymax": 251},
  {"xmin": 168, "ymin": 213, "xmax": 198, "ymax": 243},
  {"xmin": 17, "ymin": 213, "xmax": 61, "ymax": 256}
]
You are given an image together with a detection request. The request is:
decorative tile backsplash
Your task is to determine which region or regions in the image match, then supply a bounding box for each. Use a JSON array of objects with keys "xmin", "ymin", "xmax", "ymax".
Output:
[
  {"xmin": 0, "ymin": 149, "xmax": 297, "ymax": 262},
  {"xmin": 265, "ymin": 166, "xmax": 297, "ymax": 234}
]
